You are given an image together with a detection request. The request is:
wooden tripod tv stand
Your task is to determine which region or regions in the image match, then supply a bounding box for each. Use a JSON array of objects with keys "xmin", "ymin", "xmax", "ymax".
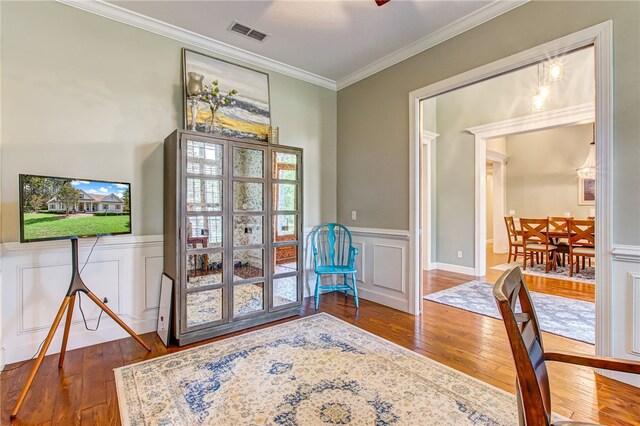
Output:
[{"xmin": 10, "ymin": 237, "xmax": 151, "ymax": 419}]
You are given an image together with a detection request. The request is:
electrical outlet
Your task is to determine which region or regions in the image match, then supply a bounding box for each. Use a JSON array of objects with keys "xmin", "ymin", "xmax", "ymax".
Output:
[
  {"xmin": 509, "ymin": 210, "xmax": 515, "ymax": 215},
  {"xmin": 457, "ymin": 251, "xmax": 463, "ymax": 258},
  {"xmin": 351, "ymin": 211, "xmax": 357, "ymax": 220}
]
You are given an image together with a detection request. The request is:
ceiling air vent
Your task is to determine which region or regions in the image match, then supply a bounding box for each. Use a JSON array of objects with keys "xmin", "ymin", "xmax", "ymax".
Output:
[{"xmin": 228, "ymin": 21, "xmax": 269, "ymax": 43}]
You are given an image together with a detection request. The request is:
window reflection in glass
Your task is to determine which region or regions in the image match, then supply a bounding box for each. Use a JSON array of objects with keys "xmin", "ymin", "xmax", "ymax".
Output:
[
  {"xmin": 187, "ymin": 178, "xmax": 222, "ymax": 211},
  {"xmin": 186, "ymin": 141, "xmax": 223, "ymax": 175},
  {"xmin": 186, "ymin": 216, "xmax": 223, "ymax": 248},
  {"xmin": 272, "ymin": 152, "xmax": 297, "ymax": 180},
  {"xmin": 273, "ymin": 183, "xmax": 297, "ymax": 211}
]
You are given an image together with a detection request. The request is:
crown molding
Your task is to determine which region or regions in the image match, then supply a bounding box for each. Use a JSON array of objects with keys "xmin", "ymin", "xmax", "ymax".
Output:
[
  {"xmin": 55, "ymin": 0, "xmax": 337, "ymax": 91},
  {"xmin": 56, "ymin": 0, "xmax": 527, "ymax": 92},
  {"xmin": 336, "ymin": 0, "xmax": 529, "ymax": 91},
  {"xmin": 422, "ymin": 130, "xmax": 440, "ymax": 143},
  {"xmin": 466, "ymin": 102, "xmax": 595, "ymax": 138}
]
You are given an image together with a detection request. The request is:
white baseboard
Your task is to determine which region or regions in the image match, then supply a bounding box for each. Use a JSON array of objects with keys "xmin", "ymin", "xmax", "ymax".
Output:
[
  {"xmin": 433, "ymin": 262, "xmax": 477, "ymax": 276},
  {"xmin": 0, "ymin": 347, "xmax": 5, "ymax": 371},
  {"xmin": 425, "ymin": 262, "xmax": 437, "ymax": 271},
  {"xmin": 356, "ymin": 287, "xmax": 410, "ymax": 312}
]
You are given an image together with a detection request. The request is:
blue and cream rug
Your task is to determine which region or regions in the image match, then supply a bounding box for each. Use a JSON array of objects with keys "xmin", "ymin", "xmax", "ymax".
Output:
[
  {"xmin": 115, "ymin": 313, "xmax": 521, "ymax": 425},
  {"xmin": 425, "ymin": 281, "xmax": 595, "ymax": 344},
  {"xmin": 491, "ymin": 262, "xmax": 595, "ymax": 284}
]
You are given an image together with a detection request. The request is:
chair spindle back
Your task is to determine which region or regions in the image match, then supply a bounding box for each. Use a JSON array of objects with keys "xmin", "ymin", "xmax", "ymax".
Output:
[{"xmin": 312, "ymin": 223, "xmax": 355, "ymax": 269}]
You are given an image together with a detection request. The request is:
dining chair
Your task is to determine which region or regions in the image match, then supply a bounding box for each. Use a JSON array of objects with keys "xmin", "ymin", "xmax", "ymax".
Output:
[
  {"xmin": 493, "ymin": 266, "xmax": 640, "ymax": 426},
  {"xmin": 505, "ymin": 216, "xmax": 525, "ymax": 263},
  {"xmin": 567, "ymin": 219, "xmax": 595, "ymax": 277},
  {"xmin": 520, "ymin": 218, "xmax": 557, "ymax": 273},
  {"xmin": 548, "ymin": 217, "xmax": 571, "ymax": 266},
  {"xmin": 311, "ymin": 223, "xmax": 359, "ymax": 310}
]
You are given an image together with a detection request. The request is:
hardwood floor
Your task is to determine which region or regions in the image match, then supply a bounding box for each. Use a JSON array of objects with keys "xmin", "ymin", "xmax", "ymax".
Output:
[{"xmin": 2, "ymin": 251, "xmax": 637, "ymax": 425}]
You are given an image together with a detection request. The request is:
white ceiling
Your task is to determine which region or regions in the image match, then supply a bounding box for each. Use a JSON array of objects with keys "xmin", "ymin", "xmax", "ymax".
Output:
[{"xmin": 106, "ymin": 0, "xmax": 525, "ymax": 88}]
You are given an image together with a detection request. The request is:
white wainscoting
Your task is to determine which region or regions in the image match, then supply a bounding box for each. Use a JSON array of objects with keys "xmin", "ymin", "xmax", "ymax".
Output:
[
  {"xmin": 2, "ymin": 227, "xmax": 412, "ymax": 365},
  {"xmin": 303, "ymin": 227, "xmax": 411, "ymax": 312},
  {"xmin": 607, "ymin": 244, "xmax": 640, "ymax": 387},
  {"xmin": 1, "ymin": 235, "xmax": 163, "ymax": 364}
]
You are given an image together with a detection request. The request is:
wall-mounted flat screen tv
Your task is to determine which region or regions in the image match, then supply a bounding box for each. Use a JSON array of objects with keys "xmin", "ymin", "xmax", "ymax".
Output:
[{"xmin": 19, "ymin": 174, "xmax": 132, "ymax": 243}]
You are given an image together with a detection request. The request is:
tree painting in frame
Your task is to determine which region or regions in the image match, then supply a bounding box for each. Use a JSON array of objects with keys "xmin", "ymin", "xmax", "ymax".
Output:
[
  {"xmin": 579, "ymin": 177, "xmax": 595, "ymax": 206},
  {"xmin": 182, "ymin": 48, "xmax": 271, "ymax": 142}
]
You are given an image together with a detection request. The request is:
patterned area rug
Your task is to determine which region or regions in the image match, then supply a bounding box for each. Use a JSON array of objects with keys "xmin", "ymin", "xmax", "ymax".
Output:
[
  {"xmin": 425, "ymin": 281, "xmax": 594, "ymax": 344},
  {"xmin": 115, "ymin": 313, "xmax": 521, "ymax": 425},
  {"xmin": 491, "ymin": 262, "xmax": 595, "ymax": 284}
]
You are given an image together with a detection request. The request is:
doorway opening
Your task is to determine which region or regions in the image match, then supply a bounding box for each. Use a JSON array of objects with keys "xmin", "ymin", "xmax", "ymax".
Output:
[{"xmin": 410, "ymin": 22, "xmax": 612, "ymax": 359}]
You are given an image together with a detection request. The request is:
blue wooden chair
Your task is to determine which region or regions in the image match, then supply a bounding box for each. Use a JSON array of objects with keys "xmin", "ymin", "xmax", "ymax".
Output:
[{"xmin": 311, "ymin": 223, "xmax": 359, "ymax": 309}]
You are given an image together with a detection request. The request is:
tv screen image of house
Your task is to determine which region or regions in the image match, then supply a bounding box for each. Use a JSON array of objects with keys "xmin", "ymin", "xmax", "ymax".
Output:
[{"xmin": 19, "ymin": 174, "xmax": 131, "ymax": 242}]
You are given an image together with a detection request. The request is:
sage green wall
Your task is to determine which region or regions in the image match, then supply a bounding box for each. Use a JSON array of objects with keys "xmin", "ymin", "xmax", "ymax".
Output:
[
  {"xmin": 506, "ymin": 124, "xmax": 594, "ymax": 219},
  {"xmin": 0, "ymin": 1, "xmax": 337, "ymax": 242},
  {"xmin": 337, "ymin": 1, "xmax": 640, "ymax": 252}
]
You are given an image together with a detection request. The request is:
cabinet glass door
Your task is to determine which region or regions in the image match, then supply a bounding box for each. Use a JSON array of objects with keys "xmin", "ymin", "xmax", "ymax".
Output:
[
  {"xmin": 231, "ymin": 144, "xmax": 266, "ymax": 319},
  {"xmin": 270, "ymin": 149, "xmax": 302, "ymax": 310},
  {"xmin": 182, "ymin": 137, "xmax": 227, "ymax": 332}
]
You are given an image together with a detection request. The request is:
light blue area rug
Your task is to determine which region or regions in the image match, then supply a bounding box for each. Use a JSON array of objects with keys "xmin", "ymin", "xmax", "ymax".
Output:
[
  {"xmin": 425, "ymin": 281, "xmax": 595, "ymax": 344},
  {"xmin": 491, "ymin": 262, "xmax": 595, "ymax": 284},
  {"xmin": 115, "ymin": 313, "xmax": 524, "ymax": 425}
]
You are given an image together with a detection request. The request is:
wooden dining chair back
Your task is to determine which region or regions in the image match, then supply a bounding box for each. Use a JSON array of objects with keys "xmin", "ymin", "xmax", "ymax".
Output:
[
  {"xmin": 520, "ymin": 218, "xmax": 557, "ymax": 272},
  {"xmin": 548, "ymin": 217, "xmax": 571, "ymax": 266},
  {"xmin": 504, "ymin": 216, "xmax": 524, "ymax": 262},
  {"xmin": 493, "ymin": 266, "xmax": 549, "ymax": 425},
  {"xmin": 494, "ymin": 266, "xmax": 640, "ymax": 426},
  {"xmin": 548, "ymin": 217, "xmax": 570, "ymax": 235},
  {"xmin": 567, "ymin": 219, "xmax": 595, "ymax": 277}
]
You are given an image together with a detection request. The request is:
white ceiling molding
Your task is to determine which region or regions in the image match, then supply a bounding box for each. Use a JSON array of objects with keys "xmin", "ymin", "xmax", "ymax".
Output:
[
  {"xmin": 421, "ymin": 130, "xmax": 440, "ymax": 144},
  {"xmin": 55, "ymin": 0, "xmax": 337, "ymax": 90},
  {"xmin": 466, "ymin": 102, "xmax": 595, "ymax": 139},
  {"xmin": 335, "ymin": 0, "xmax": 529, "ymax": 91},
  {"xmin": 57, "ymin": 0, "xmax": 528, "ymax": 93}
]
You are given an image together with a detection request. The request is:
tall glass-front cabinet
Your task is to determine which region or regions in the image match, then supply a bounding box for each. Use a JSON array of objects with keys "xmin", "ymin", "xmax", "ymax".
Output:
[{"xmin": 164, "ymin": 130, "xmax": 303, "ymax": 345}]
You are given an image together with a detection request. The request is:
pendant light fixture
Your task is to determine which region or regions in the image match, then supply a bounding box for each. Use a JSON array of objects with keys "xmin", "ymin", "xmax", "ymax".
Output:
[
  {"xmin": 549, "ymin": 62, "xmax": 563, "ymax": 81},
  {"xmin": 532, "ymin": 63, "xmax": 550, "ymax": 112},
  {"xmin": 577, "ymin": 123, "xmax": 596, "ymax": 179}
]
